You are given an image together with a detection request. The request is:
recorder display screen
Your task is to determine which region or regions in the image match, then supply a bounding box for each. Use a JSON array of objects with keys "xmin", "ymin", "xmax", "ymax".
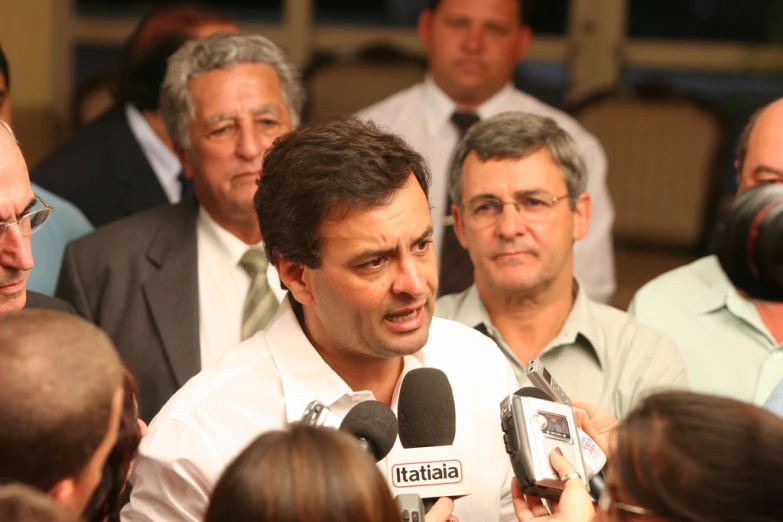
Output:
[{"xmin": 539, "ymin": 412, "xmax": 571, "ymax": 440}]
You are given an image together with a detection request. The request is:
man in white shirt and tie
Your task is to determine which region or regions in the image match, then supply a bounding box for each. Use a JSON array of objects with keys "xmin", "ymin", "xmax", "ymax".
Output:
[
  {"xmin": 358, "ymin": 0, "xmax": 615, "ymax": 302},
  {"xmin": 56, "ymin": 33, "xmax": 301, "ymax": 422},
  {"xmin": 122, "ymin": 116, "xmax": 519, "ymax": 522}
]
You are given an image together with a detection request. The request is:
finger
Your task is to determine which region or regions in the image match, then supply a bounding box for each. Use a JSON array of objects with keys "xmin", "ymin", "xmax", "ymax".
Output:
[
  {"xmin": 425, "ymin": 497, "xmax": 454, "ymax": 522},
  {"xmin": 569, "ymin": 397, "xmax": 597, "ymax": 416},
  {"xmin": 549, "ymin": 448, "xmax": 578, "ymax": 477},
  {"xmin": 574, "ymin": 409, "xmax": 601, "ymax": 449},
  {"xmin": 512, "ymin": 479, "xmax": 544, "ymax": 522}
]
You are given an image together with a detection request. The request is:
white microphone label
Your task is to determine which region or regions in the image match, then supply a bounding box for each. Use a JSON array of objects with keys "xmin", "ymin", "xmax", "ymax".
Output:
[
  {"xmin": 392, "ymin": 459, "xmax": 463, "ymax": 487},
  {"xmin": 385, "ymin": 446, "xmax": 471, "ymax": 498}
]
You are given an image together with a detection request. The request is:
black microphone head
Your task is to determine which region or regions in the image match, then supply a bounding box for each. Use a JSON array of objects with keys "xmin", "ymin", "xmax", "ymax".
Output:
[
  {"xmin": 398, "ymin": 368, "xmax": 456, "ymax": 448},
  {"xmin": 340, "ymin": 400, "xmax": 398, "ymax": 461},
  {"xmin": 514, "ymin": 387, "xmax": 555, "ymax": 402}
]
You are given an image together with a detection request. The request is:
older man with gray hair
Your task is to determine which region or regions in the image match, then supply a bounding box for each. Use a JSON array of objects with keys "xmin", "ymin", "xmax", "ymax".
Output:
[
  {"xmin": 435, "ymin": 111, "xmax": 687, "ymax": 418},
  {"xmin": 57, "ymin": 32, "xmax": 303, "ymax": 422}
]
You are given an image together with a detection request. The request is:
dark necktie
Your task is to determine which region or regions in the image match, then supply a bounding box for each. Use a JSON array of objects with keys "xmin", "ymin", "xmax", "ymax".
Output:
[
  {"xmin": 178, "ymin": 170, "xmax": 194, "ymax": 199},
  {"xmin": 438, "ymin": 111, "xmax": 480, "ymax": 297}
]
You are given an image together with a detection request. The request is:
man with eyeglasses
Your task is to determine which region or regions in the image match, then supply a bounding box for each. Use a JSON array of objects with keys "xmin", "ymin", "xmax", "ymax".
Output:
[
  {"xmin": 0, "ymin": 119, "xmax": 73, "ymax": 313},
  {"xmin": 435, "ymin": 112, "xmax": 687, "ymax": 418}
]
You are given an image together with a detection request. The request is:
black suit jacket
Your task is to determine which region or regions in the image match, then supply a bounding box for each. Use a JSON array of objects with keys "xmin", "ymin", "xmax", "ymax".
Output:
[
  {"xmin": 57, "ymin": 197, "xmax": 200, "ymax": 422},
  {"xmin": 31, "ymin": 104, "xmax": 169, "ymax": 227},
  {"xmin": 24, "ymin": 290, "xmax": 78, "ymax": 313}
]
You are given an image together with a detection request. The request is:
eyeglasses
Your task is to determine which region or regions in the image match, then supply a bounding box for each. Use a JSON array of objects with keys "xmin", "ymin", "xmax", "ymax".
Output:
[
  {"xmin": 460, "ymin": 192, "xmax": 570, "ymax": 228},
  {"xmin": 598, "ymin": 488, "xmax": 657, "ymax": 520},
  {"xmin": 0, "ymin": 195, "xmax": 54, "ymax": 237}
]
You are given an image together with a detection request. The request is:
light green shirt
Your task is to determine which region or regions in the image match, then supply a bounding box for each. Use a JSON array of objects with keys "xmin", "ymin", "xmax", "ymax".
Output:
[
  {"xmin": 629, "ymin": 255, "xmax": 783, "ymax": 405},
  {"xmin": 436, "ymin": 282, "xmax": 688, "ymax": 418}
]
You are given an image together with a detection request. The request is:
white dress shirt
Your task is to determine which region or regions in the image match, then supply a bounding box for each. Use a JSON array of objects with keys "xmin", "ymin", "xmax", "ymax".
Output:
[
  {"xmin": 357, "ymin": 77, "xmax": 616, "ymax": 303},
  {"xmin": 196, "ymin": 207, "xmax": 285, "ymax": 368},
  {"xmin": 125, "ymin": 103, "xmax": 182, "ymax": 203},
  {"xmin": 121, "ymin": 298, "xmax": 519, "ymax": 522}
]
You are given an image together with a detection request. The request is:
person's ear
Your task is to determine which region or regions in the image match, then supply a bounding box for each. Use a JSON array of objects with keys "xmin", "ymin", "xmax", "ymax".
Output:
[
  {"xmin": 572, "ymin": 192, "xmax": 591, "ymax": 241},
  {"xmin": 452, "ymin": 203, "xmax": 469, "ymax": 249},
  {"xmin": 173, "ymin": 142, "xmax": 194, "ymax": 180},
  {"xmin": 515, "ymin": 25, "xmax": 533, "ymax": 62},
  {"xmin": 417, "ymin": 8, "xmax": 434, "ymax": 49},
  {"xmin": 47, "ymin": 477, "xmax": 81, "ymax": 518},
  {"xmin": 276, "ymin": 257, "xmax": 315, "ymax": 306}
]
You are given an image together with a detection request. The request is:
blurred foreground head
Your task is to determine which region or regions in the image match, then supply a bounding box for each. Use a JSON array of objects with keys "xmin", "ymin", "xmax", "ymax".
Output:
[
  {"xmin": 609, "ymin": 390, "xmax": 783, "ymax": 522},
  {"xmin": 205, "ymin": 425, "xmax": 400, "ymax": 522},
  {"xmin": 0, "ymin": 310, "xmax": 125, "ymax": 518}
]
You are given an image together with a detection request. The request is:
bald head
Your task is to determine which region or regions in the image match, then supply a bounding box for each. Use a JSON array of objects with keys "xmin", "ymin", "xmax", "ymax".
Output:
[
  {"xmin": 0, "ymin": 310, "xmax": 123, "ymax": 515},
  {"xmin": 0, "ymin": 121, "xmax": 34, "ymax": 312},
  {"xmin": 736, "ymin": 98, "xmax": 783, "ymax": 194}
]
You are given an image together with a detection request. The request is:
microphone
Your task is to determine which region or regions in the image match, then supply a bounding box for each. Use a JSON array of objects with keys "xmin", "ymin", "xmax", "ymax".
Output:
[
  {"xmin": 398, "ymin": 368, "xmax": 456, "ymax": 448},
  {"xmin": 386, "ymin": 368, "xmax": 470, "ymax": 511},
  {"xmin": 340, "ymin": 400, "xmax": 398, "ymax": 462}
]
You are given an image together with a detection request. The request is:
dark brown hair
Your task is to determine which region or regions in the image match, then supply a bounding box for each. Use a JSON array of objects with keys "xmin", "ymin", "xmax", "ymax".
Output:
[
  {"xmin": 0, "ymin": 310, "xmax": 124, "ymax": 492},
  {"xmin": 83, "ymin": 367, "xmax": 143, "ymax": 522},
  {"xmin": 255, "ymin": 116, "xmax": 430, "ymax": 270},
  {"xmin": 613, "ymin": 390, "xmax": 783, "ymax": 522},
  {"xmin": 205, "ymin": 425, "xmax": 401, "ymax": 522}
]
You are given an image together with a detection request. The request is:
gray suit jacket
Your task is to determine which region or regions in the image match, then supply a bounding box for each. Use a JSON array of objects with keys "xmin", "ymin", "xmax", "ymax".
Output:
[{"xmin": 57, "ymin": 196, "xmax": 200, "ymax": 422}]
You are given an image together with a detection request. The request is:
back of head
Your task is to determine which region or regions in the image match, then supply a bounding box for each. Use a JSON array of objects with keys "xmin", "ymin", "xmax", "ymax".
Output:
[
  {"xmin": 115, "ymin": 2, "xmax": 236, "ymax": 112},
  {"xmin": 0, "ymin": 310, "xmax": 123, "ymax": 492},
  {"xmin": 255, "ymin": 116, "xmax": 431, "ymax": 270},
  {"xmin": 205, "ymin": 425, "xmax": 400, "ymax": 522},
  {"xmin": 614, "ymin": 390, "xmax": 783, "ymax": 522},
  {"xmin": 0, "ymin": 483, "xmax": 74, "ymax": 522}
]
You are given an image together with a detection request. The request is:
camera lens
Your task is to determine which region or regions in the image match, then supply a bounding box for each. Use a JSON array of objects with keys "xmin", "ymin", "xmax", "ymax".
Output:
[{"xmin": 714, "ymin": 185, "xmax": 783, "ymax": 301}]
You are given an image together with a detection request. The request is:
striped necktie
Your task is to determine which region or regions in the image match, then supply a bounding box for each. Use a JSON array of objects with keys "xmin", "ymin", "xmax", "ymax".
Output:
[{"xmin": 240, "ymin": 248, "xmax": 278, "ymax": 340}]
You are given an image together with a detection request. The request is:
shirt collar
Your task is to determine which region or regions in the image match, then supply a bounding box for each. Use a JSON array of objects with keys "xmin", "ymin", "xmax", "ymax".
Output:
[
  {"xmin": 266, "ymin": 298, "xmax": 428, "ymax": 424},
  {"xmin": 546, "ymin": 280, "xmax": 605, "ymax": 370},
  {"xmin": 422, "ymin": 76, "xmax": 517, "ymax": 136},
  {"xmin": 451, "ymin": 280, "xmax": 605, "ymax": 370},
  {"xmin": 197, "ymin": 206, "xmax": 263, "ymax": 270},
  {"xmin": 124, "ymin": 103, "xmax": 181, "ymax": 181}
]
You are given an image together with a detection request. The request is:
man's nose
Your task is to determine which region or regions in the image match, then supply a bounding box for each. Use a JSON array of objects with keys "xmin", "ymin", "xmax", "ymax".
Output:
[
  {"xmin": 0, "ymin": 226, "xmax": 34, "ymax": 272},
  {"xmin": 235, "ymin": 125, "xmax": 263, "ymax": 160},
  {"xmin": 392, "ymin": 255, "xmax": 427, "ymax": 297}
]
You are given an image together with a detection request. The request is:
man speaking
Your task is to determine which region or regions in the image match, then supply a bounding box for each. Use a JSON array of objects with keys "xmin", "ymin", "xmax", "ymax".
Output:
[{"xmin": 122, "ymin": 117, "xmax": 518, "ymax": 522}]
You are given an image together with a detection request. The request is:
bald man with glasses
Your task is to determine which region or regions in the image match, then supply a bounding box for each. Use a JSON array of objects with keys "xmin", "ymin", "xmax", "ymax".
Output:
[{"xmin": 0, "ymin": 120, "xmax": 74, "ymax": 313}]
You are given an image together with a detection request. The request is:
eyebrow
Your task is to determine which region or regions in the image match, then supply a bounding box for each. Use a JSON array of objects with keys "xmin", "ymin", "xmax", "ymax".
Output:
[
  {"xmin": 466, "ymin": 189, "xmax": 548, "ymax": 203},
  {"xmin": 352, "ymin": 227, "xmax": 434, "ymax": 262},
  {"xmin": 0, "ymin": 197, "xmax": 36, "ymax": 222},
  {"xmin": 204, "ymin": 105, "xmax": 282, "ymax": 125},
  {"xmin": 752, "ymin": 165, "xmax": 783, "ymax": 177}
]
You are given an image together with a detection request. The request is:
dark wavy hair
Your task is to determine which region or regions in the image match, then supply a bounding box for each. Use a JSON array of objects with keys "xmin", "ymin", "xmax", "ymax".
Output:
[
  {"xmin": 83, "ymin": 367, "xmax": 143, "ymax": 522},
  {"xmin": 613, "ymin": 390, "xmax": 783, "ymax": 522},
  {"xmin": 205, "ymin": 425, "xmax": 401, "ymax": 522}
]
